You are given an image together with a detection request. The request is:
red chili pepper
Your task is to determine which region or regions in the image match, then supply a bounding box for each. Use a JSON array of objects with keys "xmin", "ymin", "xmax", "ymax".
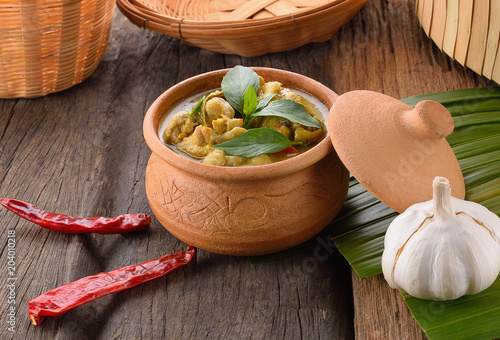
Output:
[
  {"xmin": 0, "ymin": 198, "xmax": 151, "ymax": 234},
  {"xmin": 28, "ymin": 246, "xmax": 196, "ymax": 325},
  {"xmin": 272, "ymin": 145, "xmax": 298, "ymax": 157}
]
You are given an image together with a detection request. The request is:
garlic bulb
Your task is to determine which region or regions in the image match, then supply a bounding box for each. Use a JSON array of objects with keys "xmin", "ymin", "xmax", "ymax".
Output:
[{"xmin": 382, "ymin": 176, "xmax": 500, "ymax": 301}]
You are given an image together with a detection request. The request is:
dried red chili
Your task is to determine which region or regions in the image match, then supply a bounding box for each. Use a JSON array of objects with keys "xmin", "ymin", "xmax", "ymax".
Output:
[
  {"xmin": 0, "ymin": 198, "xmax": 151, "ymax": 234},
  {"xmin": 28, "ymin": 246, "xmax": 196, "ymax": 325}
]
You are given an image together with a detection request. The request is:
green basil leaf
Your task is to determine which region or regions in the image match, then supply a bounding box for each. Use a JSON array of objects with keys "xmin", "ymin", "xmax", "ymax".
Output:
[
  {"xmin": 221, "ymin": 65, "xmax": 261, "ymax": 114},
  {"xmin": 243, "ymin": 93, "xmax": 279, "ymax": 128},
  {"xmin": 213, "ymin": 128, "xmax": 300, "ymax": 158},
  {"xmin": 189, "ymin": 95, "xmax": 205, "ymax": 116},
  {"xmin": 253, "ymin": 99, "xmax": 324, "ymax": 129},
  {"xmin": 243, "ymin": 86, "xmax": 258, "ymax": 117},
  {"xmin": 256, "ymin": 93, "xmax": 277, "ymax": 112}
]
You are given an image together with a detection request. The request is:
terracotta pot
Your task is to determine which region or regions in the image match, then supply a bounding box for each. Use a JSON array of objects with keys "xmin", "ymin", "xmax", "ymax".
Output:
[{"xmin": 143, "ymin": 68, "xmax": 350, "ymax": 256}]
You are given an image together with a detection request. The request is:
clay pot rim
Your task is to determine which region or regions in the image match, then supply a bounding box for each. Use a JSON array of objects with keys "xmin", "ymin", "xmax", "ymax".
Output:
[{"xmin": 143, "ymin": 67, "xmax": 337, "ymax": 181}]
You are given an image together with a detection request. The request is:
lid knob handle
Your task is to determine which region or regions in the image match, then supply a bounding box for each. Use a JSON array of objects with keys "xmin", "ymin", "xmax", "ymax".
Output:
[{"xmin": 405, "ymin": 100, "xmax": 454, "ymax": 139}]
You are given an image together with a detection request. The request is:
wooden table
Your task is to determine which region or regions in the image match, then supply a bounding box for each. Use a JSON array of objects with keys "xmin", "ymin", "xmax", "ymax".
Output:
[{"xmin": 1, "ymin": 1, "xmax": 496, "ymax": 339}]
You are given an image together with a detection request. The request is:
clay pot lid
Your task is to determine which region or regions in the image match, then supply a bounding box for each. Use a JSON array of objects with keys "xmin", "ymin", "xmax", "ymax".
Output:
[{"xmin": 328, "ymin": 90, "xmax": 465, "ymax": 213}]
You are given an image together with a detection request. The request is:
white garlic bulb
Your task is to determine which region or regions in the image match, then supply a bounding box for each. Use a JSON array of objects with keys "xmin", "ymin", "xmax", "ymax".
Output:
[{"xmin": 382, "ymin": 176, "xmax": 500, "ymax": 301}]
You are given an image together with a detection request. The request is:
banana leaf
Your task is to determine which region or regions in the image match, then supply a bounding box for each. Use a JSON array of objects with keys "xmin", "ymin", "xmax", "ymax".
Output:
[
  {"xmin": 403, "ymin": 279, "xmax": 500, "ymax": 340},
  {"xmin": 250, "ymin": 87, "xmax": 500, "ymax": 340}
]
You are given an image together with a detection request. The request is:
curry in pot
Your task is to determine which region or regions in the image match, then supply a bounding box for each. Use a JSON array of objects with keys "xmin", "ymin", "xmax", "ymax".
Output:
[{"xmin": 161, "ymin": 66, "xmax": 327, "ymax": 166}]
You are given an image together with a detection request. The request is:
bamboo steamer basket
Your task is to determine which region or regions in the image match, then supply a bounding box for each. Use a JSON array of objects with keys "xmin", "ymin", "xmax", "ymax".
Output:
[
  {"xmin": 0, "ymin": 0, "xmax": 116, "ymax": 99},
  {"xmin": 116, "ymin": 0, "xmax": 367, "ymax": 56},
  {"xmin": 416, "ymin": 0, "xmax": 500, "ymax": 84}
]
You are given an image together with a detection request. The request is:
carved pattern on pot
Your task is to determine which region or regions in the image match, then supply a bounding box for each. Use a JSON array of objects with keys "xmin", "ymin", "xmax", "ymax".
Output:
[{"xmin": 154, "ymin": 174, "xmax": 270, "ymax": 233}]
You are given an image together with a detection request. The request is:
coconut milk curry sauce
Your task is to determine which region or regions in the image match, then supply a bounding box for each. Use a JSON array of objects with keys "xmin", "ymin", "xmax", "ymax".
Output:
[{"xmin": 158, "ymin": 82, "xmax": 328, "ymax": 166}]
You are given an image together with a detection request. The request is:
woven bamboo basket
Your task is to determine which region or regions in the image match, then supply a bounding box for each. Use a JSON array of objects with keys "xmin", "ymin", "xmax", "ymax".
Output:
[
  {"xmin": 0, "ymin": 0, "xmax": 116, "ymax": 99},
  {"xmin": 416, "ymin": 0, "xmax": 500, "ymax": 84},
  {"xmin": 116, "ymin": 0, "xmax": 367, "ymax": 56}
]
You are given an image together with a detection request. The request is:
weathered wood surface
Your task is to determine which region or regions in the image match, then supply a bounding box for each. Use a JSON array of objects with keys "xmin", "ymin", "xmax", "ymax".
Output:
[{"xmin": 0, "ymin": 0, "xmax": 496, "ymax": 339}]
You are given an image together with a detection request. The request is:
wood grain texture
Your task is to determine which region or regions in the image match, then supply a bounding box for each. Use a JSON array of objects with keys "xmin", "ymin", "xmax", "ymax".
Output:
[
  {"xmin": 0, "ymin": 0, "xmax": 496, "ymax": 339},
  {"xmin": 352, "ymin": 273, "xmax": 427, "ymax": 340}
]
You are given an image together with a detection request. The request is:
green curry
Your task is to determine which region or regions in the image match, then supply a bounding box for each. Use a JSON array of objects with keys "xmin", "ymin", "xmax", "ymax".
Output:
[{"xmin": 161, "ymin": 66, "xmax": 326, "ymax": 166}]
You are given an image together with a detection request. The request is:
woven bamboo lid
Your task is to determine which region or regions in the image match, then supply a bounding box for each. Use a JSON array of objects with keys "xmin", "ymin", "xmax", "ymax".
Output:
[{"xmin": 117, "ymin": 0, "xmax": 367, "ymax": 56}]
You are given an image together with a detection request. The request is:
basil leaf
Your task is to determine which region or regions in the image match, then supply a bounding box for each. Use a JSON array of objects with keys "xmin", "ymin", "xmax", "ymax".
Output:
[
  {"xmin": 253, "ymin": 99, "xmax": 324, "ymax": 129},
  {"xmin": 189, "ymin": 95, "xmax": 205, "ymax": 116},
  {"xmin": 243, "ymin": 86, "xmax": 258, "ymax": 117},
  {"xmin": 244, "ymin": 93, "xmax": 278, "ymax": 128},
  {"xmin": 221, "ymin": 65, "xmax": 261, "ymax": 114},
  {"xmin": 213, "ymin": 128, "xmax": 301, "ymax": 158},
  {"xmin": 256, "ymin": 93, "xmax": 277, "ymax": 112}
]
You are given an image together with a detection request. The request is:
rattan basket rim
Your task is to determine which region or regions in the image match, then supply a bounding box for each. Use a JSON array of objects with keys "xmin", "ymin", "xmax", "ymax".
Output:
[
  {"xmin": 117, "ymin": 0, "xmax": 347, "ymax": 29},
  {"xmin": 143, "ymin": 4, "xmax": 354, "ymax": 39}
]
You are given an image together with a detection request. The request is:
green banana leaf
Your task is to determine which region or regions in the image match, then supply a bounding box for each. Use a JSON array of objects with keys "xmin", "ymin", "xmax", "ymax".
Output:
[
  {"xmin": 250, "ymin": 87, "xmax": 500, "ymax": 340},
  {"xmin": 403, "ymin": 278, "xmax": 500, "ymax": 340}
]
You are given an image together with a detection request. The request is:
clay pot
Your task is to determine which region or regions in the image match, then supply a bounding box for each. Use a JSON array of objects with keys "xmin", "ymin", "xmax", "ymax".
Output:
[{"xmin": 143, "ymin": 68, "xmax": 350, "ymax": 256}]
